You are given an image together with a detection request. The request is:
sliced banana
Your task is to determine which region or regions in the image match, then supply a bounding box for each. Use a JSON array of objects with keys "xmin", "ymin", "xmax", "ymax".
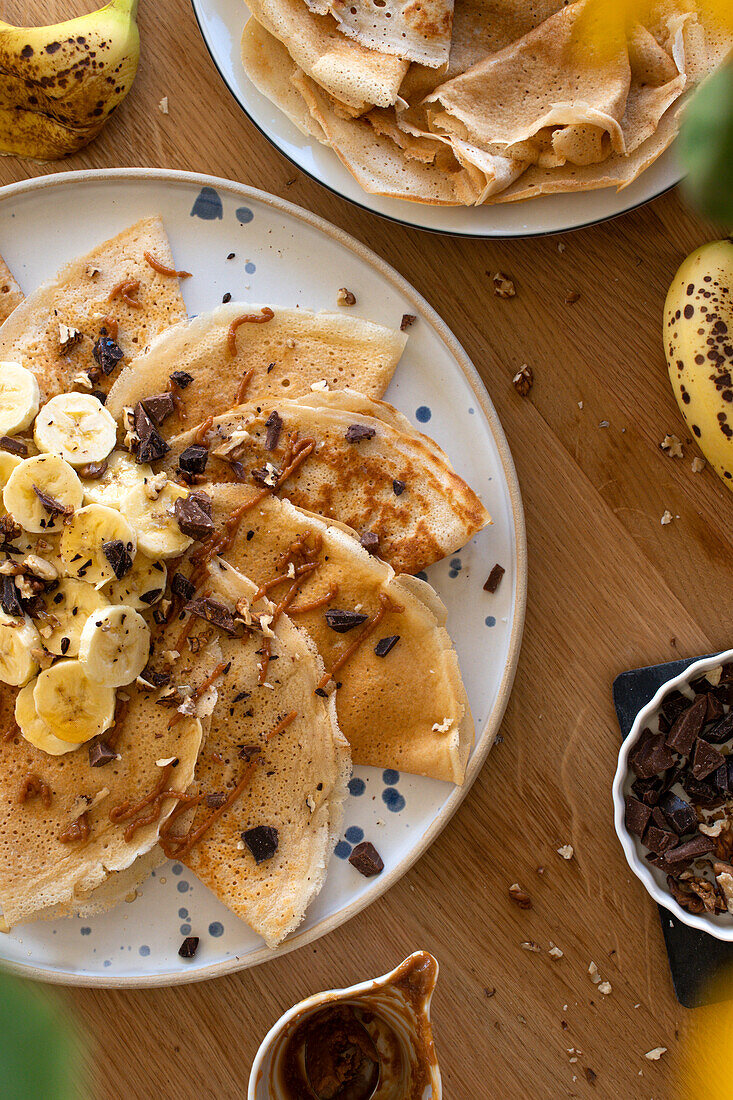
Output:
[
  {"xmin": 15, "ymin": 681, "xmax": 76, "ymax": 756},
  {"xmin": 81, "ymin": 448, "xmax": 153, "ymax": 508},
  {"xmin": 0, "ymin": 611, "xmax": 40, "ymax": 686},
  {"xmin": 34, "ymin": 393, "xmax": 117, "ymax": 467},
  {"xmin": 78, "ymin": 604, "xmax": 150, "ymax": 688},
  {"xmin": 60, "ymin": 503, "xmax": 136, "ymax": 588},
  {"xmin": 0, "ymin": 451, "xmax": 23, "ymax": 517},
  {"xmin": 33, "ymin": 658, "xmax": 116, "ymax": 744},
  {"xmin": 121, "ymin": 481, "xmax": 193, "ymax": 559},
  {"xmin": 42, "ymin": 578, "xmax": 110, "ymax": 657},
  {"xmin": 106, "ymin": 553, "xmax": 166, "ymax": 610},
  {"xmin": 3, "ymin": 453, "xmax": 83, "ymax": 533},
  {"xmin": 0, "ymin": 362, "xmax": 40, "ymax": 436}
]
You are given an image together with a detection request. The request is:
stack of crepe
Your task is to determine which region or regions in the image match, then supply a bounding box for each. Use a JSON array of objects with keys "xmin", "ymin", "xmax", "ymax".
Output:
[
  {"xmin": 0, "ymin": 218, "xmax": 491, "ymax": 947},
  {"xmin": 240, "ymin": 0, "xmax": 732, "ymax": 205}
]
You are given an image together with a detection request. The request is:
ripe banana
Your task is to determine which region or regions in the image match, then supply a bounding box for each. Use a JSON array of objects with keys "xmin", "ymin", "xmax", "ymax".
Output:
[
  {"xmin": 35, "ymin": 393, "xmax": 117, "ymax": 467},
  {"xmin": 0, "ymin": 610, "xmax": 40, "ymax": 686},
  {"xmin": 0, "ymin": 451, "xmax": 22, "ymax": 516},
  {"xmin": 3, "ymin": 453, "xmax": 83, "ymax": 533},
  {"xmin": 0, "ymin": 362, "xmax": 39, "ymax": 434},
  {"xmin": 60, "ymin": 502, "xmax": 136, "ymax": 587},
  {"xmin": 121, "ymin": 482, "xmax": 193, "ymax": 559},
  {"xmin": 81, "ymin": 448, "xmax": 152, "ymax": 509},
  {"xmin": 42, "ymin": 578, "xmax": 110, "ymax": 657},
  {"xmin": 0, "ymin": 0, "xmax": 140, "ymax": 162},
  {"xmin": 33, "ymin": 658, "xmax": 116, "ymax": 743},
  {"xmin": 107, "ymin": 552, "xmax": 166, "ymax": 610},
  {"xmin": 665, "ymin": 239, "xmax": 733, "ymax": 488},
  {"xmin": 15, "ymin": 681, "xmax": 75, "ymax": 756},
  {"xmin": 78, "ymin": 604, "xmax": 149, "ymax": 687}
]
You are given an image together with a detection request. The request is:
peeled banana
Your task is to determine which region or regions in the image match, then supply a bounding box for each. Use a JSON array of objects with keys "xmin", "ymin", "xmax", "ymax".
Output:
[
  {"xmin": 0, "ymin": 0, "xmax": 140, "ymax": 161},
  {"xmin": 78, "ymin": 604, "xmax": 149, "ymax": 687},
  {"xmin": 3, "ymin": 454, "xmax": 83, "ymax": 533},
  {"xmin": 665, "ymin": 239, "xmax": 733, "ymax": 488},
  {"xmin": 0, "ymin": 362, "xmax": 39, "ymax": 434},
  {"xmin": 60, "ymin": 503, "xmax": 136, "ymax": 587},
  {"xmin": 15, "ymin": 681, "xmax": 75, "ymax": 756},
  {"xmin": 35, "ymin": 393, "xmax": 117, "ymax": 467},
  {"xmin": 34, "ymin": 659, "xmax": 116, "ymax": 743}
]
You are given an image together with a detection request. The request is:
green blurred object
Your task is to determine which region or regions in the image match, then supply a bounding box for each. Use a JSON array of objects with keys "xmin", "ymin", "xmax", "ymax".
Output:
[
  {"xmin": 679, "ymin": 58, "xmax": 733, "ymax": 226},
  {"xmin": 0, "ymin": 970, "xmax": 82, "ymax": 1100}
]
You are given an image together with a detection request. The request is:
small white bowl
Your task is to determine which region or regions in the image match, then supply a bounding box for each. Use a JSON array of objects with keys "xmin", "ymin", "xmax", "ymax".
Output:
[
  {"xmin": 248, "ymin": 951, "xmax": 442, "ymax": 1099},
  {"xmin": 613, "ymin": 648, "xmax": 733, "ymax": 940}
]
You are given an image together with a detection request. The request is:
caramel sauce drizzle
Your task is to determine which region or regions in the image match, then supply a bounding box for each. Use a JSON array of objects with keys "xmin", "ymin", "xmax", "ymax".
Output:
[
  {"xmin": 105, "ymin": 694, "xmax": 129, "ymax": 752},
  {"xmin": 235, "ymin": 368, "xmax": 255, "ymax": 405},
  {"xmin": 288, "ymin": 586, "xmax": 339, "ymax": 614},
  {"xmin": 109, "ymin": 762, "xmax": 192, "ymax": 844},
  {"xmin": 192, "ymin": 416, "xmax": 214, "ymax": 446},
  {"xmin": 227, "ymin": 308, "xmax": 274, "ymax": 356},
  {"xmin": 158, "ymin": 711, "xmax": 296, "ymax": 861},
  {"xmin": 318, "ymin": 593, "xmax": 404, "ymax": 691},
  {"xmin": 167, "ymin": 377, "xmax": 187, "ymax": 422},
  {"xmin": 168, "ymin": 660, "xmax": 229, "ymax": 730},
  {"xmin": 143, "ymin": 251, "xmax": 192, "ymax": 279},
  {"xmin": 59, "ymin": 812, "xmax": 89, "ymax": 844},
  {"xmin": 99, "ymin": 315, "xmax": 119, "ymax": 340},
  {"xmin": 109, "ymin": 278, "xmax": 142, "ymax": 310},
  {"xmin": 18, "ymin": 773, "xmax": 52, "ymax": 808}
]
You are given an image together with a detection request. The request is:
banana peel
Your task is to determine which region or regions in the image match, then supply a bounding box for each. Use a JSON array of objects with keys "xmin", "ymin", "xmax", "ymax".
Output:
[{"xmin": 0, "ymin": 0, "xmax": 139, "ymax": 161}]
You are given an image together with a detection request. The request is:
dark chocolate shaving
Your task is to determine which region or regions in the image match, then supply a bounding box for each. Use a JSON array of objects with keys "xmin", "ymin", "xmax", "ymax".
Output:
[
  {"xmin": 264, "ymin": 411, "xmax": 283, "ymax": 451},
  {"xmin": 185, "ymin": 596, "xmax": 239, "ymax": 635},
  {"xmin": 0, "ymin": 576, "xmax": 22, "ymax": 617},
  {"xmin": 88, "ymin": 739, "xmax": 117, "ymax": 768},
  {"xmin": 170, "ymin": 370, "xmax": 193, "ymax": 389},
  {"xmin": 242, "ymin": 825, "xmax": 279, "ymax": 864},
  {"xmin": 178, "ymin": 445, "xmax": 208, "ymax": 476},
  {"xmin": 141, "ymin": 392, "xmax": 175, "ymax": 425},
  {"xmin": 392, "ymin": 479, "xmax": 406, "ymax": 496},
  {"xmin": 136, "ymin": 428, "xmax": 170, "ymax": 464},
  {"xmin": 174, "ymin": 495, "xmax": 215, "ymax": 541},
  {"xmin": 666, "ymin": 694, "xmax": 707, "ymax": 755},
  {"xmin": 171, "ymin": 572, "xmax": 195, "ymax": 601},
  {"xmin": 345, "ymin": 424, "xmax": 376, "ymax": 444},
  {"xmin": 92, "ymin": 336, "xmax": 124, "ymax": 375},
  {"xmin": 32, "ymin": 485, "xmax": 72, "ymax": 517},
  {"xmin": 0, "ymin": 436, "xmax": 27, "ymax": 456},
  {"xmin": 348, "ymin": 841, "xmax": 384, "ymax": 877},
  {"xmin": 325, "ymin": 608, "xmax": 369, "ymax": 634},
  {"xmin": 624, "ymin": 797, "xmax": 652, "ymax": 838},
  {"xmin": 483, "ymin": 564, "xmax": 505, "ymax": 594},
  {"xmin": 691, "ymin": 738, "xmax": 726, "ymax": 781},
  {"xmin": 359, "ymin": 531, "xmax": 379, "ymax": 554},
  {"xmin": 374, "ymin": 635, "xmax": 399, "ymax": 658},
  {"xmin": 102, "ymin": 539, "xmax": 133, "ymax": 580}
]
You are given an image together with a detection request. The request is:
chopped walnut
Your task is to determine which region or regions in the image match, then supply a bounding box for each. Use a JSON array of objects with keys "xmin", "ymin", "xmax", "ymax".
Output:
[
  {"xmin": 508, "ymin": 883, "xmax": 532, "ymax": 908},
  {"xmin": 310, "ymin": 379, "xmax": 329, "ymax": 392},
  {"xmin": 513, "ymin": 365, "xmax": 533, "ymax": 397},
  {"xmin": 144, "ymin": 471, "xmax": 168, "ymax": 500},
  {"xmin": 548, "ymin": 945, "xmax": 564, "ymax": 959},
  {"xmin": 85, "ymin": 265, "xmax": 100, "ymax": 279},
  {"xmin": 557, "ymin": 844, "xmax": 574, "ymax": 860},
  {"xmin": 660, "ymin": 434, "xmax": 684, "ymax": 459},
  {"xmin": 22, "ymin": 555, "xmax": 58, "ymax": 582},
  {"xmin": 598, "ymin": 981, "xmax": 612, "ymax": 995},
  {"xmin": 645, "ymin": 1048, "xmax": 667, "ymax": 1061},
  {"xmin": 159, "ymin": 96, "xmax": 169, "ymax": 114},
  {"xmin": 588, "ymin": 961, "xmax": 601, "ymax": 984},
  {"xmin": 337, "ymin": 287, "xmax": 356, "ymax": 306},
  {"xmin": 30, "ymin": 647, "xmax": 54, "ymax": 670},
  {"xmin": 520, "ymin": 941, "xmax": 541, "ymax": 952},
  {"xmin": 71, "ymin": 372, "xmax": 93, "ymax": 390},
  {"xmin": 59, "ymin": 323, "xmax": 83, "ymax": 353},
  {"xmin": 122, "ymin": 407, "xmax": 139, "ymax": 452},
  {"xmin": 492, "ymin": 272, "xmax": 516, "ymax": 298},
  {"xmin": 660, "ymin": 510, "xmax": 673, "ymax": 526},
  {"xmin": 691, "ymin": 456, "xmax": 706, "ymax": 473}
]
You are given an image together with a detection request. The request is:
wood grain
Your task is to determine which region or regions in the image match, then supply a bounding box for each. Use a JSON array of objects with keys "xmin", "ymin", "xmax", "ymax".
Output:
[{"xmin": 1, "ymin": 2, "xmax": 728, "ymax": 1097}]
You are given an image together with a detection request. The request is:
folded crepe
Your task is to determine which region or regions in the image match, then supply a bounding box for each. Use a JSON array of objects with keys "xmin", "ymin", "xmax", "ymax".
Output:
[
  {"xmin": 305, "ymin": 0, "xmax": 454, "ymax": 68},
  {"xmin": 0, "ymin": 216, "xmax": 188, "ymax": 400},
  {"xmin": 0, "ymin": 627, "xmax": 221, "ymax": 928},
  {"xmin": 176, "ymin": 563, "xmax": 350, "ymax": 948},
  {"xmin": 164, "ymin": 390, "xmax": 491, "ymax": 575},
  {"xmin": 192, "ymin": 487, "xmax": 473, "ymax": 783},
  {"xmin": 0, "ymin": 255, "xmax": 23, "ymax": 325},
  {"xmin": 106, "ymin": 303, "xmax": 407, "ymax": 432}
]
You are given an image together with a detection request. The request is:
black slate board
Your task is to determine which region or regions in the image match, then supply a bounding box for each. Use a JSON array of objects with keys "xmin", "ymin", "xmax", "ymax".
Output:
[{"xmin": 613, "ymin": 656, "xmax": 733, "ymax": 1009}]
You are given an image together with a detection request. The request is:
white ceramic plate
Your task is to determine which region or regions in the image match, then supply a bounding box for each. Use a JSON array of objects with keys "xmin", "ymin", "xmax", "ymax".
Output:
[
  {"xmin": 0, "ymin": 168, "xmax": 525, "ymax": 986},
  {"xmin": 191, "ymin": 0, "xmax": 680, "ymax": 238}
]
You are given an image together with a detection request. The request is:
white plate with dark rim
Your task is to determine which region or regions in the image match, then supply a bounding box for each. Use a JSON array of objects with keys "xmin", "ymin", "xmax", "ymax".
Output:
[
  {"xmin": 190, "ymin": 0, "xmax": 681, "ymax": 239},
  {"xmin": 0, "ymin": 168, "xmax": 525, "ymax": 987}
]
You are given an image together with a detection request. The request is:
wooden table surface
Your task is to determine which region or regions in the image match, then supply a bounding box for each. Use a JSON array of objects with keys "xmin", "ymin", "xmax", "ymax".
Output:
[{"xmin": 2, "ymin": 2, "xmax": 729, "ymax": 1097}]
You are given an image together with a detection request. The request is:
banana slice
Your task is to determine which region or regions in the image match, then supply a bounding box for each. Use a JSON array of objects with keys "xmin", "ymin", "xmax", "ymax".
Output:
[
  {"xmin": 121, "ymin": 481, "xmax": 193, "ymax": 559},
  {"xmin": 60, "ymin": 503, "xmax": 136, "ymax": 588},
  {"xmin": 34, "ymin": 393, "xmax": 117, "ymax": 467},
  {"xmin": 78, "ymin": 604, "xmax": 150, "ymax": 687},
  {"xmin": 3, "ymin": 453, "xmax": 83, "ymax": 533},
  {"xmin": 0, "ymin": 362, "xmax": 40, "ymax": 436},
  {"xmin": 0, "ymin": 611, "xmax": 40, "ymax": 686},
  {"xmin": 33, "ymin": 658, "xmax": 116, "ymax": 744},
  {"xmin": 42, "ymin": 578, "xmax": 110, "ymax": 657},
  {"xmin": 15, "ymin": 681, "xmax": 76, "ymax": 756},
  {"xmin": 106, "ymin": 553, "xmax": 166, "ymax": 610},
  {"xmin": 81, "ymin": 448, "xmax": 153, "ymax": 509},
  {"xmin": 0, "ymin": 451, "xmax": 23, "ymax": 517}
]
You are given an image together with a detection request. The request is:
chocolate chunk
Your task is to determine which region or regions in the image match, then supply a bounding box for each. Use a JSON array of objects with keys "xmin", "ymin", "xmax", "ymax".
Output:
[
  {"xmin": 178, "ymin": 445, "xmax": 208, "ymax": 476},
  {"xmin": 77, "ymin": 460, "xmax": 108, "ymax": 480},
  {"xmin": 204, "ymin": 792, "xmax": 227, "ymax": 809},
  {"xmin": 624, "ymin": 797, "xmax": 652, "ymax": 838},
  {"xmin": 651, "ymin": 806, "xmax": 670, "ymax": 830},
  {"xmin": 0, "ymin": 576, "xmax": 21, "ymax": 617},
  {"xmin": 185, "ymin": 596, "xmax": 239, "ymax": 635},
  {"xmin": 264, "ymin": 410, "xmax": 282, "ymax": 451},
  {"xmin": 32, "ymin": 484, "xmax": 72, "ymax": 517},
  {"xmin": 91, "ymin": 390, "xmax": 107, "ymax": 405},
  {"xmin": 374, "ymin": 635, "xmax": 399, "ymax": 658},
  {"xmin": 691, "ymin": 739, "xmax": 726, "ymax": 780},
  {"xmin": 666, "ymin": 694, "xmax": 707, "ymax": 755},
  {"xmin": 238, "ymin": 744, "xmax": 260, "ymax": 762},
  {"xmin": 483, "ymin": 564, "xmax": 505, "ymax": 594},
  {"xmin": 643, "ymin": 824, "xmax": 678, "ymax": 855},
  {"xmin": 178, "ymin": 936, "xmax": 199, "ymax": 959},
  {"xmin": 136, "ymin": 428, "xmax": 170, "ymax": 464},
  {"xmin": 0, "ymin": 517, "xmax": 21, "ymax": 546},
  {"xmin": 703, "ymin": 692, "xmax": 725, "ymax": 724},
  {"xmin": 141, "ymin": 392, "xmax": 175, "ymax": 425},
  {"xmin": 188, "ymin": 490, "xmax": 213, "ymax": 517},
  {"xmin": 345, "ymin": 424, "xmax": 376, "ymax": 444},
  {"xmin": 359, "ymin": 531, "xmax": 379, "ymax": 554},
  {"xmin": 141, "ymin": 667, "xmax": 171, "ymax": 688},
  {"xmin": 348, "ymin": 841, "xmax": 384, "ymax": 877},
  {"xmin": 170, "ymin": 370, "xmax": 193, "ymax": 389},
  {"xmin": 392, "ymin": 479, "xmax": 406, "ymax": 496},
  {"xmin": 400, "ymin": 314, "xmax": 416, "ymax": 331},
  {"xmin": 702, "ymin": 709, "xmax": 733, "ymax": 745},
  {"xmin": 658, "ymin": 792, "xmax": 697, "ymax": 835},
  {"xmin": 680, "ymin": 774, "xmax": 725, "ymax": 809},
  {"xmin": 714, "ymin": 762, "xmax": 730, "ymax": 793},
  {"xmin": 0, "ymin": 436, "xmax": 27, "ymax": 456},
  {"xmin": 242, "ymin": 824, "xmax": 279, "ymax": 864},
  {"xmin": 174, "ymin": 495, "xmax": 214, "ymax": 541},
  {"xmin": 666, "ymin": 833, "xmax": 716, "ymax": 863},
  {"xmin": 628, "ymin": 728, "xmax": 675, "ymax": 780},
  {"xmin": 102, "ymin": 538, "xmax": 133, "ymax": 580},
  {"xmin": 660, "ymin": 689, "xmax": 691, "ymax": 725},
  {"xmin": 171, "ymin": 572, "xmax": 195, "ymax": 600},
  {"xmin": 647, "ymin": 852, "xmax": 682, "ymax": 877},
  {"xmin": 92, "ymin": 336, "xmax": 124, "ymax": 375},
  {"xmin": 139, "ymin": 587, "xmax": 163, "ymax": 605},
  {"xmin": 631, "ymin": 775, "xmax": 664, "ymax": 806},
  {"xmin": 325, "ymin": 608, "xmax": 369, "ymax": 633},
  {"xmin": 88, "ymin": 739, "xmax": 117, "ymax": 768}
]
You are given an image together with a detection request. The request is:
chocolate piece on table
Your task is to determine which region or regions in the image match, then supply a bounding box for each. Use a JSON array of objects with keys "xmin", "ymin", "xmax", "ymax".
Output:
[
  {"xmin": 374, "ymin": 635, "xmax": 399, "ymax": 658},
  {"xmin": 345, "ymin": 424, "xmax": 376, "ymax": 443},
  {"xmin": 185, "ymin": 596, "xmax": 239, "ymax": 635},
  {"xmin": 359, "ymin": 531, "xmax": 379, "ymax": 554},
  {"xmin": 691, "ymin": 738, "xmax": 726, "ymax": 781},
  {"xmin": 665, "ymin": 694, "xmax": 707, "ymax": 755},
  {"xmin": 88, "ymin": 739, "xmax": 117, "ymax": 768},
  {"xmin": 174, "ymin": 496, "xmax": 215, "ymax": 541},
  {"xmin": 680, "ymin": 774, "xmax": 725, "ymax": 809},
  {"xmin": 242, "ymin": 825, "xmax": 279, "ymax": 864},
  {"xmin": 348, "ymin": 841, "xmax": 384, "ymax": 877},
  {"xmin": 141, "ymin": 392, "xmax": 175, "ymax": 425},
  {"xmin": 643, "ymin": 824, "xmax": 678, "ymax": 856},
  {"xmin": 702, "ymin": 709, "xmax": 733, "ymax": 745},
  {"xmin": 178, "ymin": 444, "xmax": 208, "ymax": 476},
  {"xmin": 102, "ymin": 538, "xmax": 133, "ymax": 580},
  {"xmin": 92, "ymin": 336, "xmax": 124, "ymax": 375},
  {"xmin": 628, "ymin": 728, "xmax": 675, "ymax": 780},
  {"xmin": 171, "ymin": 572, "xmax": 195, "ymax": 600},
  {"xmin": 658, "ymin": 791, "xmax": 697, "ymax": 835},
  {"xmin": 325, "ymin": 608, "xmax": 369, "ymax": 633},
  {"xmin": 624, "ymin": 797, "xmax": 652, "ymax": 838},
  {"xmin": 483, "ymin": 564, "xmax": 505, "ymax": 594},
  {"xmin": 666, "ymin": 833, "xmax": 717, "ymax": 863},
  {"xmin": 178, "ymin": 936, "xmax": 199, "ymax": 959},
  {"xmin": 264, "ymin": 410, "xmax": 282, "ymax": 451}
]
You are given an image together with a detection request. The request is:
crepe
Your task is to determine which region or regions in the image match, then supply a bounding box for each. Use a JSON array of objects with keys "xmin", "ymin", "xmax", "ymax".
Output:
[
  {"xmin": 197, "ymin": 487, "xmax": 473, "ymax": 783},
  {"xmin": 305, "ymin": 0, "xmax": 453, "ymax": 68},
  {"xmin": 164, "ymin": 390, "xmax": 491, "ymax": 575},
  {"xmin": 178, "ymin": 563, "xmax": 350, "ymax": 948},
  {"xmin": 106, "ymin": 303, "xmax": 407, "ymax": 432},
  {"xmin": 0, "ymin": 216, "xmax": 188, "ymax": 400},
  {"xmin": 0, "ymin": 630, "xmax": 221, "ymax": 928},
  {"xmin": 0, "ymin": 254, "xmax": 23, "ymax": 325}
]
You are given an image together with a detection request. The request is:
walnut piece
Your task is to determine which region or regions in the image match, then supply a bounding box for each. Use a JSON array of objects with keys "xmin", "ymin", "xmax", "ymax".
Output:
[
  {"xmin": 492, "ymin": 272, "xmax": 516, "ymax": 298},
  {"xmin": 513, "ymin": 365, "xmax": 533, "ymax": 397}
]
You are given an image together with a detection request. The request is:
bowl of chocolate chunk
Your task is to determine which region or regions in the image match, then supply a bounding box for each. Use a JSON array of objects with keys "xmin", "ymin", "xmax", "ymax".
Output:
[
  {"xmin": 247, "ymin": 951, "xmax": 442, "ymax": 1099},
  {"xmin": 614, "ymin": 650, "xmax": 733, "ymax": 937}
]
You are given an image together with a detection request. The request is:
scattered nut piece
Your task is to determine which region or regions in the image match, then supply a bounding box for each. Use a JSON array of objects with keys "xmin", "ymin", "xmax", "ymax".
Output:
[
  {"xmin": 508, "ymin": 883, "xmax": 532, "ymax": 909},
  {"xmin": 660, "ymin": 434, "xmax": 684, "ymax": 459},
  {"xmin": 557, "ymin": 844, "xmax": 574, "ymax": 860},
  {"xmin": 159, "ymin": 96, "xmax": 169, "ymax": 114},
  {"xmin": 588, "ymin": 961, "xmax": 601, "ymax": 984},
  {"xmin": 548, "ymin": 945, "xmax": 564, "ymax": 959},
  {"xmin": 564, "ymin": 291, "xmax": 580, "ymax": 305},
  {"xmin": 310, "ymin": 379, "xmax": 329, "ymax": 392},
  {"xmin": 513, "ymin": 365, "xmax": 533, "ymax": 397},
  {"xmin": 599, "ymin": 420, "xmax": 609, "ymax": 428},
  {"xmin": 691, "ymin": 456, "xmax": 706, "ymax": 473},
  {"xmin": 520, "ymin": 941, "xmax": 541, "ymax": 952},
  {"xmin": 59, "ymin": 323, "xmax": 83, "ymax": 354},
  {"xmin": 558, "ymin": 242, "xmax": 566, "ymax": 253},
  {"xmin": 337, "ymin": 287, "xmax": 356, "ymax": 306},
  {"xmin": 598, "ymin": 981, "xmax": 612, "ymax": 995},
  {"xmin": 660, "ymin": 510, "xmax": 673, "ymax": 526},
  {"xmin": 400, "ymin": 314, "xmax": 416, "ymax": 331},
  {"xmin": 492, "ymin": 272, "xmax": 516, "ymax": 298},
  {"xmin": 644, "ymin": 1048, "xmax": 667, "ymax": 1061}
]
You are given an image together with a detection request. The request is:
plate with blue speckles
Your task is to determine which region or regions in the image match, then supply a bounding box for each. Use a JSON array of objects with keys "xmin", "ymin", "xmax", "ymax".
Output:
[{"xmin": 0, "ymin": 169, "xmax": 525, "ymax": 987}]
